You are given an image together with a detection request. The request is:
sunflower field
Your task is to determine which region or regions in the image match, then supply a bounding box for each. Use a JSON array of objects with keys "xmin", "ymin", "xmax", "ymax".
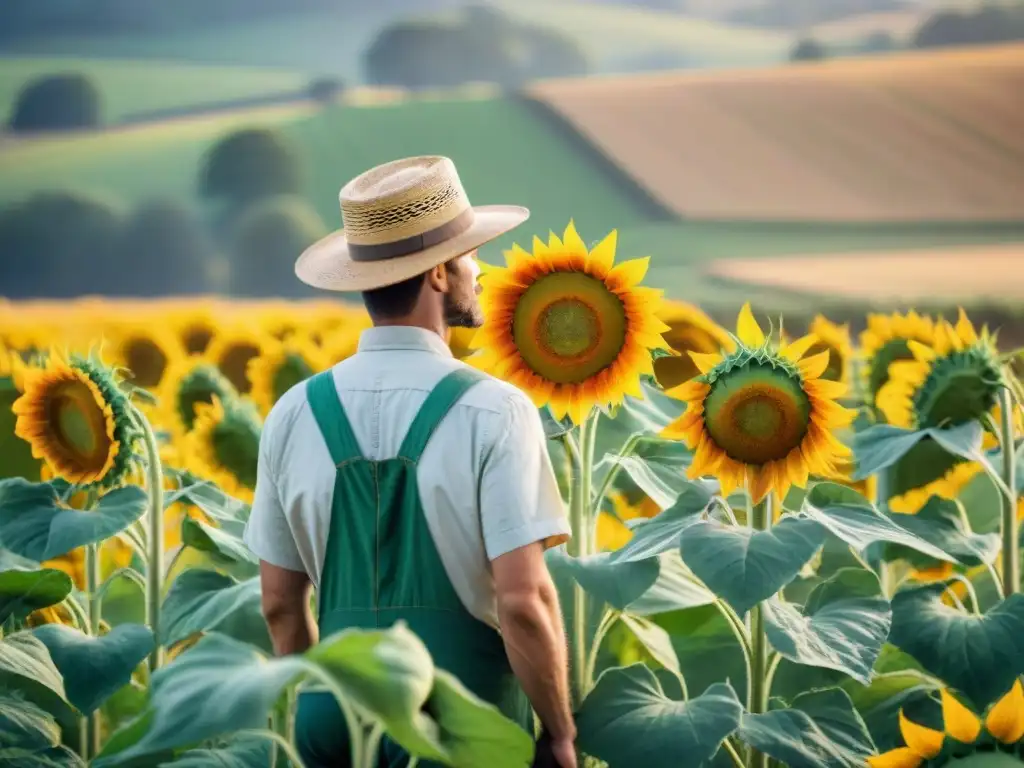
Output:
[{"xmin": 1, "ymin": 220, "xmax": 1024, "ymax": 768}]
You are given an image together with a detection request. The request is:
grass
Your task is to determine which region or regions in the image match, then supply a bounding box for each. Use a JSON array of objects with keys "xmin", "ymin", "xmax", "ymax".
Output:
[{"xmin": 0, "ymin": 56, "xmax": 312, "ymax": 125}]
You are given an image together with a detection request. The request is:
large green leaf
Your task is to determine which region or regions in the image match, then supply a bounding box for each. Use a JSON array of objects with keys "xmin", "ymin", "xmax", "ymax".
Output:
[
  {"xmin": 678, "ymin": 517, "xmax": 826, "ymax": 616},
  {"xmin": 93, "ymin": 633, "xmax": 306, "ymax": 766},
  {"xmin": 626, "ymin": 553, "xmax": 715, "ymax": 616},
  {"xmin": 0, "ymin": 745, "xmax": 87, "ymax": 767},
  {"xmin": 888, "ymin": 584, "xmax": 1024, "ymax": 709},
  {"xmin": 0, "ymin": 692, "xmax": 59, "ymax": 751},
  {"xmin": 606, "ymin": 484, "xmax": 713, "ymax": 564},
  {"xmin": 181, "ymin": 516, "xmax": 258, "ymax": 567},
  {"xmin": 545, "ymin": 548, "xmax": 659, "ymax": 611},
  {"xmin": 165, "ymin": 479, "xmax": 251, "ymax": 525},
  {"xmin": 0, "ymin": 480, "xmax": 147, "ymax": 561},
  {"xmin": 801, "ymin": 483, "xmax": 955, "ymax": 562},
  {"xmin": 576, "ymin": 663, "xmax": 742, "ymax": 767},
  {"xmin": 0, "ymin": 568, "xmax": 73, "ymax": 624},
  {"xmin": 160, "ymin": 569, "xmax": 271, "ymax": 653},
  {"xmin": 595, "ymin": 444, "xmax": 695, "ymax": 511},
  {"xmin": 763, "ymin": 569, "xmax": 892, "ymax": 685},
  {"xmin": 886, "ymin": 497, "xmax": 1000, "ymax": 568},
  {"xmin": 425, "ymin": 670, "xmax": 535, "ymax": 768},
  {"xmin": 304, "ymin": 623, "xmax": 440, "ymax": 758},
  {"xmin": 738, "ymin": 688, "xmax": 875, "ymax": 768},
  {"xmin": 655, "ymin": 605, "xmax": 748, "ymax": 700},
  {"xmin": 155, "ymin": 735, "xmax": 271, "ymax": 767},
  {"xmin": 851, "ymin": 421, "xmax": 986, "ymax": 480},
  {"xmin": 31, "ymin": 623, "xmax": 154, "ymax": 714},
  {"xmin": 618, "ymin": 613, "xmax": 681, "ymax": 676},
  {"xmin": 0, "ymin": 631, "xmax": 71, "ymax": 717}
]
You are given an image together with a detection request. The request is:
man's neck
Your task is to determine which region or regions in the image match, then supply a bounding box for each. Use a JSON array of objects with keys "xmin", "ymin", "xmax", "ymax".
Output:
[{"xmin": 370, "ymin": 315, "xmax": 448, "ymax": 342}]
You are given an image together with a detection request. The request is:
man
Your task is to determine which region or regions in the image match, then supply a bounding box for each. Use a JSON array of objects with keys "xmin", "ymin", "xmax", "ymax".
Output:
[{"xmin": 242, "ymin": 155, "xmax": 577, "ymax": 768}]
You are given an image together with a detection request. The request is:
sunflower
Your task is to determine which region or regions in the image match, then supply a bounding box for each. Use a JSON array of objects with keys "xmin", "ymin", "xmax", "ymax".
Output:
[
  {"xmin": 166, "ymin": 304, "xmax": 219, "ymax": 355},
  {"xmin": 877, "ymin": 309, "xmax": 1003, "ymax": 431},
  {"xmin": 804, "ymin": 315, "xmax": 853, "ymax": 386},
  {"xmin": 108, "ymin": 324, "xmax": 186, "ymax": 390},
  {"xmin": 652, "ymin": 300, "xmax": 733, "ymax": 390},
  {"xmin": 888, "ymin": 458, "xmax": 982, "ymax": 514},
  {"xmin": 158, "ymin": 355, "xmax": 238, "ymax": 436},
  {"xmin": 662, "ymin": 303, "xmax": 855, "ymax": 504},
  {"xmin": 320, "ymin": 326, "xmax": 362, "ymax": 364},
  {"xmin": 248, "ymin": 335, "xmax": 329, "ymax": 415},
  {"xmin": 205, "ymin": 330, "xmax": 268, "ymax": 394},
  {"xmin": 12, "ymin": 351, "xmax": 140, "ymax": 488},
  {"xmin": 868, "ymin": 681, "xmax": 1024, "ymax": 767},
  {"xmin": 860, "ymin": 310, "xmax": 937, "ymax": 407},
  {"xmin": 816, "ymin": 454, "xmax": 878, "ymax": 502},
  {"xmin": 178, "ymin": 396, "xmax": 261, "ymax": 503},
  {"xmin": 469, "ymin": 221, "xmax": 671, "ymax": 425},
  {"xmin": 448, "ymin": 327, "xmax": 479, "ymax": 361}
]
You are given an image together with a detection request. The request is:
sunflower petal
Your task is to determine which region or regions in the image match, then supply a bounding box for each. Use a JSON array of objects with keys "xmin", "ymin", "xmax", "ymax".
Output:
[
  {"xmin": 781, "ymin": 333, "xmax": 818, "ymax": 362},
  {"xmin": 736, "ymin": 303, "xmax": 765, "ymax": 347},
  {"xmin": 798, "ymin": 350, "xmax": 831, "ymax": 380},
  {"xmin": 941, "ymin": 689, "xmax": 982, "ymax": 743},
  {"xmin": 866, "ymin": 747, "xmax": 925, "ymax": 768},
  {"xmin": 899, "ymin": 710, "xmax": 944, "ymax": 758},
  {"xmin": 688, "ymin": 351, "xmax": 722, "ymax": 375},
  {"xmin": 985, "ymin": 679, "xmax": 1024, "ymax": 744}
]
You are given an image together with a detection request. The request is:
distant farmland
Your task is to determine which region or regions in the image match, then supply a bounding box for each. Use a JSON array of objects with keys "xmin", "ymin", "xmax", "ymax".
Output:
[
  {"xmin": 527, "ymin": 43, "xmax": 1024, "ymax": 222},
  {"xmin": 704, "ymin": 243, "xmax": 1024, "ymax": 302}
]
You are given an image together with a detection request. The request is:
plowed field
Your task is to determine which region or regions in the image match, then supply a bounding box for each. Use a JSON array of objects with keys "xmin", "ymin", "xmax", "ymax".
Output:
[
  {"xmin": 528, "ymin": 44, "xmax": 1024, "ymax": 222},
  {"xmin": 704, "ymin": 243, "xmax": 1024, "ymax": 300}
]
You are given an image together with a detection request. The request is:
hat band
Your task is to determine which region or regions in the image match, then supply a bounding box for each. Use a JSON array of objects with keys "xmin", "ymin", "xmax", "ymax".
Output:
[{"xmin": 347, "ymin": 207, "xmax": 476, "ymax": 262}]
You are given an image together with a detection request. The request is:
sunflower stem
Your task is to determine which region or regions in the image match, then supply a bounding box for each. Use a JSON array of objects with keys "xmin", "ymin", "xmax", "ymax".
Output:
[
  {"xmin": 590, "ymin": 433, "xmax": 642, "ymax": 518},
  {"xmin": 567, "ymin": 412, "xmax": 599, "ymax": 704},
  {"xmin": 132, "ymin": 403, "xmax": 165, "ymax": 672},
  {"xmin": 998, "ymin": 387, "xmax": 1019, "ymax": 596},
  {"xmin": 84, "ymin": 542, "xmax": 102, "ymax": 758},
  {"xmin": 747, "ymin": 496, "xmax": 772, "ymax": 768}
]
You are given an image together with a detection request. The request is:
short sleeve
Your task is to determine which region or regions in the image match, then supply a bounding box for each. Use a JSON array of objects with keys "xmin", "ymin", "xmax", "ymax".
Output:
[
  {"xmin": 242, "ymin": 409, "xmax": 306, "ymax": 572},
  {"xmin": 479, "ymin": 391, "xmax": 572, "ymax": 561}
]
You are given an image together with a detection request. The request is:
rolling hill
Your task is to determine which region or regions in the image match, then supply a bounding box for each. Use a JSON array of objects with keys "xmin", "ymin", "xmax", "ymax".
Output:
[{"xmin": 526, "ymin": 43, "xmax": 1024, "ymax": 222}]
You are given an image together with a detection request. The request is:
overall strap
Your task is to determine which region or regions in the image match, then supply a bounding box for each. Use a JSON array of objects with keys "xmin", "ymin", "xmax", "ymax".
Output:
[
  {"xmin": 398, "ymin": 368, "xmax": 486, "ymax": 462},
  {"xmin": 305, "ymin": 370, "xmax": 362, "ymax": 465}
]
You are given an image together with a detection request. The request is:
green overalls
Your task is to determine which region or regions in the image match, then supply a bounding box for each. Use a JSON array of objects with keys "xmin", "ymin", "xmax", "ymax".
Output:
[{"xmin": 294, "ymin": 367, "xmax": 534, "ymax": 767}]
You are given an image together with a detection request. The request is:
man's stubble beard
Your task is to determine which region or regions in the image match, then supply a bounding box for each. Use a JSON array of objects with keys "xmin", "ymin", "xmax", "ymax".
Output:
[{"xmin": 444, "ymin": 291, "xmax": 484, "ymax": 329}]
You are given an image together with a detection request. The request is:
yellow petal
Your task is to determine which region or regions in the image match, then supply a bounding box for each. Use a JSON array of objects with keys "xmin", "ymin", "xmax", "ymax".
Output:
[
  {"xmin": 688, "ymin": 351, "xmax": 722, "ymax": 375},
  {"xmin": 736, "ymin": 302, "xmax": 765, "ymax": 347},
  {"xmin": 907, "ymin": 340, "xmax": 936, "ymax": 363},
  {"xmin": 561, "ymin": 219, "xmax": 588, "ymax": 259},
  {"xmin": 900, "ymin": 710, "xmax": 944, "ymax": 758},
  {"xmin": 985, "ymin": 679, "xmax": 1024, "ymax": 744},
  {"xmin": 941, "ymin": 689, "xmax": 981, "ymax": 743},
  {"xmin": 867, "ymin": 747, "xmax": 925, "ymax": 768},
  {"xmin": 781, "ymin": 333, "xmax": 818, "ymax": 362},
  {"xmin": 955, "ymin": 307, "xmax": 978, "ymax": 344},
  {"xmin": 798, "ymin": 350, "xmax": 831, "ymax": 380}
]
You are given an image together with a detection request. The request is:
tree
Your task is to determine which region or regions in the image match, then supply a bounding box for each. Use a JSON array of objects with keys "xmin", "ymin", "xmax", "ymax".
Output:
[
  {"xmin": 790, "ymin": 38, "xmax": 827, "ymax": 61},
  {"xmin": 228, "ymin": 196, "xmax": 327, "ymax": 297},
  {"xmin": 199, "ymin": 127, "xmax": 303, "ymax": 210},
  {"xmin": 110, "ymin": 199, "xmax": 219, "ymax": 296},
  {"xmin": 914, "ymin": 5, "xmax": 1024, "ymax": 48},
  {"xmin": 9, "ymin": 73, "xmax": 102, "ymax": 132},
  {"xmin": 0, "ymin": 190, "xmax": 124, "ymax": 298}
]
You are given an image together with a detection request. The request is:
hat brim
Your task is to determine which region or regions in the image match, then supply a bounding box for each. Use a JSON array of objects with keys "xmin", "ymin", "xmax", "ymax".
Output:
[{"xmin": 295, "ymin": 205, "xmax": 530, "ymax": 293}]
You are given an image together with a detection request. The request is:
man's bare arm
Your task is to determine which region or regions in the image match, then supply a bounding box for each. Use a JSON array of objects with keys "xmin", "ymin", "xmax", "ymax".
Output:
[
  {"xmin": 259, "ymin": 560, "xmax": 318, "ymax": 656},
  {"xmin": 493, "ymin": 541, "xmax": 575, "ymax": 743}
]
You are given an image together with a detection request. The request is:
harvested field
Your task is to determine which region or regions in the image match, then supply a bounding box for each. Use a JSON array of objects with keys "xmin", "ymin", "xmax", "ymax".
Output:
[
  {"xmin": 527, "ymin": 44, "xmax": 1024, "ymax": 222},
  {"xmin": 704, "ymin": 243, "xmax": 1024, "ymax": 301}
]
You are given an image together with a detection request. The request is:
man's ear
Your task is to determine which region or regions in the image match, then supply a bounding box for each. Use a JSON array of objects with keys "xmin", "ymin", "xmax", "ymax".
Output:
[{"xmin": 426, "ymin": 261, "xmax": 449, "ymax": 293}]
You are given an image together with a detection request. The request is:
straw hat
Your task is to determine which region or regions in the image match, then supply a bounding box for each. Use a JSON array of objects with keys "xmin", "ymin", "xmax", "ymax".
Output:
[{"xmin": 295, "ymin": 155, "xmax": 529, "ymax": 292}]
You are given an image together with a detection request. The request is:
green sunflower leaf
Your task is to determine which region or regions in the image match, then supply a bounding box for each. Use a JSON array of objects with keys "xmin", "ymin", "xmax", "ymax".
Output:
[
  {"xmin": 0, "ymin": 744, "xmax": 87, "ymax": 767},
  {"xmin": 31, "ymin": 623, "xmax": 154, "ymax": 715},
  {"xmin": 801, "ymin": 482, "xmax": 955, "ymax": 563},
  {"xmin": 92, "ymin": 633, "xmax": 307, "ymax": 766},
  {"xmin": 546, "ymin": 549, "xmax": 713, "ymax": 614},
  {"xmin": 151, "ymin": 735, "xmax": 271, "ymax": 768},
  {"xmin": 737, "ymin": 688, "xmax": 876, "ymax": 768},
  {"xmin": 576, "ymin": 663, "xmax": 742, "ymax": 767},
  {"xmin": 762, "ymin": 568, "xmax": 892, "ymax": 685},
  {"xmin": 850, "ymin": 421, "xmax": 985, "ymax": 481},
  {"xmin": 885, "ymin": 497, "xmax": 1000, "ymax": 568},
  {"xmin": 0, "ymin": 480, "xmax": 148, "ymax": 561},
  {"xmin": 160, "ymin": 569, "xmax": 271, "ymax": 654},
  {"xmin": 180, "ymin": 514, "xmax": 257, "ymax": 569},
  {"xmin": 0, "ymin": 631, "xmax": 72, "ymax": 718},
  {"xmin": 0, "ymin": 691, "xmax": 60, "ymax": 751},
  {"xmin": 0, "ymin": 568, "xmax": 73, "ymax": 624},
  {"xmin": 887, "ymin": 583, "xmax": 1024, "ymax": 710},
  {"xmin": 617, "ymin": 613, "xmax": 682, "ymax": 677},
  {"xmin": 605, "ymin": 483, "xmax": 713, "ymax": 563},
  {"xmin": 678, "ymin": 516, "xmax": 826, "ymax": 616},
  {"xmin": 539, "ymin": 406, "xmax": 574, "ymax": 439}
]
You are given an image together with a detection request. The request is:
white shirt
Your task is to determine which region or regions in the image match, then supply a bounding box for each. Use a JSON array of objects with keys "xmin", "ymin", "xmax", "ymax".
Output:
[{"xmin": 242, "ymin": 325, "xmax": 571, "ymax": 628}]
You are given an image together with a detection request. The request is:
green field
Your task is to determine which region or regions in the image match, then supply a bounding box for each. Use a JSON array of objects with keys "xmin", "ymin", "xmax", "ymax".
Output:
[
  {"xmin": 4, "ymin": 86, "xmax": 1024, "ymax": 310},
  {"xmin": 0, "ymin": 56, "xmax": 312, "ymax": 125}
]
